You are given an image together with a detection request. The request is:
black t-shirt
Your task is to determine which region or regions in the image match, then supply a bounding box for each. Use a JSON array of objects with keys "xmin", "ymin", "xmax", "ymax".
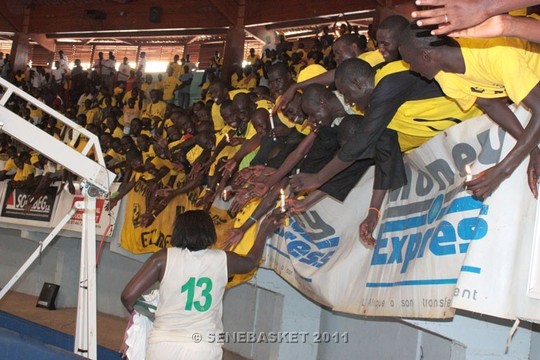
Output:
[
  {"xmin": 338, "ymin": 62, "xmax": 444, "ymax": 162},
  {"xmin": 296, "ymin": 118, "xmax": 406, "ymax": 202}
]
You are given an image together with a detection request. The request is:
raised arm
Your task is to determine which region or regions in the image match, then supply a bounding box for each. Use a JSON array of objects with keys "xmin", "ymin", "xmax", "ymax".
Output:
[
  {"xmin": 262, "ymin": 131, "xmax": 317, "ymax": 191},
  {"xmin": 275, "ymin": 70, "xmax": 336, "ymax": 112},
  {"xmin": 468, "ymin": 87, "xmax": 540, "ymax": 199},
  {"xmin": 226, "ymin": 210, "xmax": 284, "ymax": 275},
  {"xmin": 448, "ymin": 15, "xmax": 540, "ymax": 43},
  {"xmin": 412, "ymin": 0, "xmax": 539, "ymax": 36}
]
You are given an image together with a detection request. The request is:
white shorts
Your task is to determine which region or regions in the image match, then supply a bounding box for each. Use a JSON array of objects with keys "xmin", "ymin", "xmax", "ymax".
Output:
[{"xmin": 146, "ymin": 341, "xmax": 222, "ymax": 360}]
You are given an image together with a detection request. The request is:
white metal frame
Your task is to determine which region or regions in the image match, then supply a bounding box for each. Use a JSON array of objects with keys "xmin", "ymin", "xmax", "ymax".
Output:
[{"xmin": 0, "ymin": 77, "xmax": 116, "ymax": 359}]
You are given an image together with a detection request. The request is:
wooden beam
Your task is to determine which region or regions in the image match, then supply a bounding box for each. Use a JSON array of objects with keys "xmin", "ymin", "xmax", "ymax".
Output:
[
  {"xmin": 29, "ymin": 33, "xmax": 56, "ymax": 52},
  {"xmin": 208, "ymin": 0, "xmax": 238, "ymax": 25},
  {"xmin": 0, "ymin": 9, "xmax": 21, "ymax": 33},
  {"xmin": 263, "ymin": 10, "xmax": 375, "ymax": 30},
  {"xmin": 246, "ymin": 0, "xmax": 377, "ymax": 25},
  {"xmin": 46, "ymin": 28, "xmax": 228, "ymax": 39},
  {"xmin": 221, "ymin": 0, "xmax": 245, "ymax": 82},
  {"xmin": 244, "ymin": 25, "xmax": 271, "ymax": 44},
  {"xmin": 187, "ymin": 36, "xmax": 200, "ymax": 45}
]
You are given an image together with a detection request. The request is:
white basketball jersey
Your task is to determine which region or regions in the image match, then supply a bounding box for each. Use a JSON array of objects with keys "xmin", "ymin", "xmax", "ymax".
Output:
[{"xmin": 148, "ymin": 247, "xmax": 227, "ymax": 345}]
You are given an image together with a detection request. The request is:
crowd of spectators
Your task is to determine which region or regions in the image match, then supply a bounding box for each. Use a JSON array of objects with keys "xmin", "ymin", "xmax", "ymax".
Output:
[{"xmin": 0, "ymin": 5, "xmax": 538, "ymax": 249}]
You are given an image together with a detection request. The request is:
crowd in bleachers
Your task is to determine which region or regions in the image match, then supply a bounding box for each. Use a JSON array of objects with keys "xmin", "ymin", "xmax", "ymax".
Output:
[{"xmin": 0, "ymin": 5, "xmax": 539, "ymax": 249}]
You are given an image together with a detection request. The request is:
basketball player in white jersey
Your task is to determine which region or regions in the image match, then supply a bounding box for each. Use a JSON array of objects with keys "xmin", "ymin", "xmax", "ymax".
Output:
[{"xmin": 121, "ymin": 210, "xmax": 280, "ymax": 359}]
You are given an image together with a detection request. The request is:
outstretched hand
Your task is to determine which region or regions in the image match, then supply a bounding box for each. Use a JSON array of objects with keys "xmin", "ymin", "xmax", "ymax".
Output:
[
  {"xmin": 250, "ymin": 182, "xmax": 269, "ymax": 198},
  {"xmin": 140, "ymin": 212, "xmax": 155, "ymax": 228},
  {"xmin": 359, "ymin": 212, "xmax": 379, "ymax": 248},
  {"xmin": 446, "ymin": 15, "xmax": 508, "ymax": 38},
  {"xmin": 196, "ymin": 191, "xmax": 216, "ymax": 211},
  {"xmin": 188, "ymin": 161, "xmax": 206, "ymax": 182},
  {"xmin": 220, "ymin": 228, "xmax": 245, "ymax": 250},
  {"xmin": 411, "ymin": 0, "xmax": 490, "ymax": 36},
  {"xmin": 289, "ymin": 173, "xmax": 321, "ymax": 193},
  {"xmin": 259, "ymin": 207, "xmax": 288, "ymax": 235},
  {"xmin": 285, "ymin": 197, "xmax": 307, "ymax": 213},
  {"xmin": 233, "ymin": 166, "xmax": 262, "ymax": 187},
  {"xmin": 220, "ymin": 159, "xmax": 238, "ymax": 179},
  {"xmin": 229, "ymin": 189, "xmax": 253, "ymax": 216},
  {"xmin": 464, "ymin": 165, "xmax": 505, "ymax": 200}
]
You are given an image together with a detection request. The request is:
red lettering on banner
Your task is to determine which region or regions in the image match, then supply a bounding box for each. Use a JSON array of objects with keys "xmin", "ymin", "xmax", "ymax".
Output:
[{"xmin": 70, "ymin": 197, "xmax": 105, "ymax": 223}]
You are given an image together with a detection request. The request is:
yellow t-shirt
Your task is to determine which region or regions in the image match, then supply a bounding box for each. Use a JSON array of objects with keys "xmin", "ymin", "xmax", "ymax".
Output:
[
  {"xmin": 3, "ymin": 158, "xmax": 16, "ymax": 172},
  {"xmin": 201, "ymin": 82, "xmax": 212, "ymax": 103},
  {"xmin": 238, "ymin": 76, "xmax": 257, "ymax": 91},
  {"xmin": 211, "ymin": 89, "xmax": 250, "ymax": 131},
  {"xmin": 170, "ymin": 62, "xmax": 183, "ymax": 78},
  {"xmin": 215, "ymin": 125, "xmax": 240, "ymax": 159},
  {"xmin": 153, "ymin": 80, "xmax": 164, "ymax": 91},
  {"xmin": 231, "ymin": 73, "xmax": 241, "ymax": 89},
  {"xmin": 105, "ymin": 148, "xmax": 125, "ymax": 174},
  {"xmin": 145, "ymin": 101, "xmax": 167, "ymax": 121},
  {"xmin": 274, "ymin": 96, "xmax": 311, "ymax": 136},
  {"xmin": 85, "ymin": 107, "xmax": 102, "ymax": 125},
  {"xmin": 322, "ymin": 46, "xmax": 332, "ymax": 57},
  {"xmin": 13, "ymin": 163, "xmax": 35, "ymax": 181},
  {"xmin": 358, "ymin": 50, "xmax": 385, "ymax": 67},
  {"xmin": 29, "ymin": 108, "xmax": 43, "ymax": 121},
  {"xmin": 246, "ymin": 54, "xmax": 260, "ymax": 66},
  {"xmin": 163, "ymin": 75, "xmax": 181, "ymax": 101},
  {"xmin": 140, "ymin": 82, "xmax": 150, "ymax": 92},
  {"xmin": 209, "ymin": 125, "xmax": 241, "ymax": 176},
  {"xmin": 147, "ymin": 156, "xmax": 177, "ymax": 185},
  {"xmin": 105, "ymin": 126, "xmax": 124, "ymax": 139},
  {"xmin": 122, "ymin": 90, "xmax": 137, "ymax": 105},
  {"xmin": 113, "ymin": 86, "xmax": 124, "ymax": 96},
  {"xmin": 106, "ymin": 148, "xmax": 125, "ymax": 163},
  {"xmin": 376, "ymin": 60, "xmax": 484, "ymax": 152},
  {"xmin": 434, "ymin": 37, "xmax": 540, "ymax": 111},
  {"xmin": 186, "ymin": 144, "xmax": 204, "ymax": 165},
  {"xmin": 297, "ymin": 49, "xmax": 308, "ymax": 61}
]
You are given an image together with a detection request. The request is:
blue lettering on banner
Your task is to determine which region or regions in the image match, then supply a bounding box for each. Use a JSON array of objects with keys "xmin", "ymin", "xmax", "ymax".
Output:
[
  {"xmin": 372, "ymin": 194, "xmax": 489, "ymax": 274},
  {"xmin": 370, "ymin": 126, "xmax": 505, "ymax": 276},
  {"xmin": 273, "ymin": 210, "xmax": 339, "ymax": 269}
]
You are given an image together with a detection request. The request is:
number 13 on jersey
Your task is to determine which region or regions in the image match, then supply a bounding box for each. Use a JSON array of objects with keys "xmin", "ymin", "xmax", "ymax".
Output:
[{"xmin": 181, "ymin": 277, "xmax": 213, "ymax": 312}]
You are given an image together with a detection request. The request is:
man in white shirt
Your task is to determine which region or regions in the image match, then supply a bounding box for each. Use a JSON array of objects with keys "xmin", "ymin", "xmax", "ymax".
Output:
[
  {"xmin": 184, "ymin": 54, "xmax": 197, "ymax": 72},
  {"xmin": 58, "ymin": 50, "xmax": 70, "ymax": 75},
  {"xmin": 50, "ymin": 61, "xmax": 65, "ymax": 87},
  {"xmin": 117, "ymin": 56, "xmax": 131, "ymax": 85},
  {"xmin": 136, "ymin": 52, "xmax": 146, "ymax": 75}
]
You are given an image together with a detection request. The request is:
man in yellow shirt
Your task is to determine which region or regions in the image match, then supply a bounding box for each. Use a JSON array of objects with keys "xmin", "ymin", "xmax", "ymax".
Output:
[
  {"xmin": 398, "ymin": 25, "xmax": 540, "ymax": 200},
  {"xmin": 246, "ymin": 48, "xmax": 260, "ymax": 66},
  {"xmin": 276, "ymin": 16, "xmax": 405, "ymax": 110},
  {"xmin": 169, "ymin": 54, "xmax": 183, "ymax": 78},
  {"xmin": 209, "ymin": 80, "xmax": 249, "ymax": 131},
  {"xmin": 12, "ymin": 151, "xmax": 35, "ymax": 187},
  {"xmin": 162, "ymin": 66, "xmax": 181, "ymax": 104},
  {"xmin": 144, "ymin": 89, "xmax": 167, "ymax": 126}
]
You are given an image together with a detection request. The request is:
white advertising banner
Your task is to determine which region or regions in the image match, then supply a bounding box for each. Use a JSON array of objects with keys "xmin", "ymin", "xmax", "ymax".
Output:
[
  {"xmin": 51, "ymin": 183, "xmax": 121, "ymax": 237},
  {"xmin": 262, "ymin": 105, "xmax": 540, "ymax": 322}
]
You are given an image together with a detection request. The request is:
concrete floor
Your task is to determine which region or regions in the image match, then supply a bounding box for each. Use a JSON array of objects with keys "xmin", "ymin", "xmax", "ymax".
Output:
[{"xmin": 0, "ymin": 291, "xmax": 250, "ymax": 359}]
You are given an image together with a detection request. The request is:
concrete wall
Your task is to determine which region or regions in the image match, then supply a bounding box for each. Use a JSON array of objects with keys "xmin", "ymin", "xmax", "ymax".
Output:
[{"xmin": 0, "ymin": 228, "xmax": 143, "ymax": 316}]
